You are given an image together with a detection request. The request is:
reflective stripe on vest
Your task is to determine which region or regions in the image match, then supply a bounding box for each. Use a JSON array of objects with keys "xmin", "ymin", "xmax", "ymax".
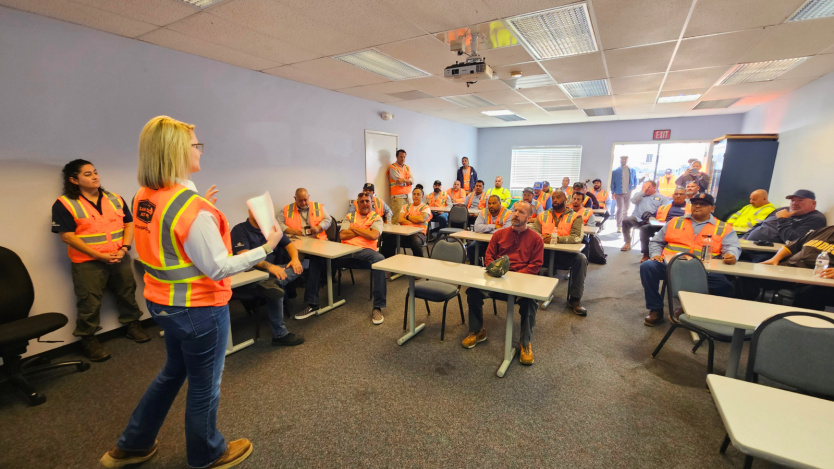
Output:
[
  {"xmin": 427, "ymin": 191, "xmax": 448, "ymax": 207},
  {"xmin": 58, "ymin": 191, "xmax": 126, "ymax": 262},
  {"xmin": 462, "ymin": 167, "xmax": 472, "ymax": 191},
  {"xmin": 404, "ymin": 204, "xmax": 430, "ymax": 234},
  {"xmin": 539, "ymin": 211, "xmax": 575, "ymax": 237},
  {"xmin": 480, "ymin": 207, "xmax": 509, "ymax": 227},
  {"xmin": 284, "ymin": 202, "xmax": 327, "ymax": 240},
  {"xmin": 388, "ymin": 163, "xmax": 412, "ymax": 195},
  {"xmin": 147, "ymin": 188, "xmax": 205, "ymax": 282},
  {"xmin": 343, "ymin": 212, "xmax": 380, "ymax": 249},
  {"xmin": 663, "ymin": 217, "xmax": 729, "ymax": 259}
]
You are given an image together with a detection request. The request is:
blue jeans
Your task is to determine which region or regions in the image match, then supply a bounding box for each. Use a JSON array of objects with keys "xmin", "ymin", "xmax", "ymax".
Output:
[
  {"xmin": 639, "ymin": 260, "xmax": 734, "ymax": 311},
  {"xmin": 238, "ymin": 266, "xmax": 298, "ymax": 339},
  {"xmin": 433, "ymin": 212, "xmax": 449, "ymax": 231},
  {"xmin": 305, "ymin": 249, "xmax": 387, "ymax": 309},
  {"xmin": 117, "ymin": 301, "xmax": 229, "ymax": 468}
]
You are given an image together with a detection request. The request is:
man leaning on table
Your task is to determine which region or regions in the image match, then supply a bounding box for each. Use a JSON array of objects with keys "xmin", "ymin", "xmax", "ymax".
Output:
[
  {"xmin": 640, "ymin": 193, "xmax": 739, "ymax": 327},
  {"xmin": 741, "ymin": 189, "xmax": 827, "ymax": 263},
  {"xmin": 278, "ymin": 188, "xmax": 331, "ymax": 239},
  {"xmin": 531, "ymin": 191, "xmax": 589, "ymax": 316},
  {"xmin": 462, "ymin": 201, "xmax": 542, "ymax": 366}
]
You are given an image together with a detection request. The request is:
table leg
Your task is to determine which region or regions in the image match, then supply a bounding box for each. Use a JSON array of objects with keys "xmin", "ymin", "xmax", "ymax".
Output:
[
  {"xmin": 316, "ymin": 258, "xmax": 346, "ymax": 316},
  {"xmin": 397, "ymin": 276, "xmax": 425, "ymax": 345},
  {"xmin": 390, "ymin": 235, "xmax": 404, "ymax": 281},
  {"xmin": 725, "ymin": 328, "xmax": 746, "ymax": 379},
  {"xmin": 225, "ymin": 322, "xmax": 254, "ymax": 356},
  {"xmin": 497, "ymin": 294, "xmax": 517, "ymax": 377},
  {"xmin": 542, "ymin": 251, "xmax": 555, "ymax": 308},
  {"xmin": 475, "ymin": 240, "xmax": 480, "ymax": 266}
]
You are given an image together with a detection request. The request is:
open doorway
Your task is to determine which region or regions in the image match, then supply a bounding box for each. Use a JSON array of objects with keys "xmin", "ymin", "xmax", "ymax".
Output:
[{"xmin": 611, "ymin": 141, "xmax": 711, "ymax": 187}]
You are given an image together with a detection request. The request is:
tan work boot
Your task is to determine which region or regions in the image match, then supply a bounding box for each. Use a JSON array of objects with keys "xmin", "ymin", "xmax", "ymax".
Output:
[
  {"xmin": 519, "ymin": 342, "xmax": 534, "ymax": 365},
  {"xmin": 81, "ymin": 336, "xmax": 112, "ymax": 362},
  {"xmin": 201, "ymin": 439, "xmax": 253, "ymax": 469},
  {"xmin": 100, "ymin": 440, "xmax": 157, "ymax": 468},
  {"xmin": 644, "ymin": 310, "xmax": 665, "ymax": 327},
  {"xmin": 461, "ymin": 328, "xmax": 487, "ymax": 349}
]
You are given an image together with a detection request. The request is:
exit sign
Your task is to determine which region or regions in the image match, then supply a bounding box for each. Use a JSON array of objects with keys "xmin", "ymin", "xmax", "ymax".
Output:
[{"xmin": 654, "ymin": 129, "xmax": 671, "ymax": 140}]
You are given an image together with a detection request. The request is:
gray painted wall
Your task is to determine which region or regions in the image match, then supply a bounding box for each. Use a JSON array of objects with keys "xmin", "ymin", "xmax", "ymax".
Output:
[{"xmin": 0, "ymin": 6, "xmax": 476, "ymax": 355}]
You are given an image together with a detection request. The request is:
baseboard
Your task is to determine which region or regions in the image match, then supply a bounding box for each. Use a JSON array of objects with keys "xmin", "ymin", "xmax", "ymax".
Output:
[{"xmin": 30, "ymin": 317, "xmax": 157, "ymax": 362}]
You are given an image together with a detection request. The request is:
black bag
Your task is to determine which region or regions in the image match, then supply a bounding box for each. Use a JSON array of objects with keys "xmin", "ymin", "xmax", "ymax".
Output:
[{"xmin": 582, "ymin": 233, "xmax": 607, "ymax": 265}]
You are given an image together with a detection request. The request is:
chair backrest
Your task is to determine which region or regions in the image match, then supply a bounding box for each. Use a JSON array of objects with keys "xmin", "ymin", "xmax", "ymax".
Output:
[
  {"xmin": 430, "ymin": 237, "xmax": 466, "ymax": 264},
  {"xmin": 326, "ymin": 216, "xmax": 340, "ymax": 242},
  {"xmin": 665, "ymin": 253, "xmax": 709, "ymax": 310},
  {"xmin": 448, "ymin": 204, "xmax": 469, "ymax": 229},
  {"xmin": 746, "ymin": 312, "xmax": 834, "ymax": 396},
  {"xmin": 0, "ymin": 246, "xmax": 35, "ymax": 325}
]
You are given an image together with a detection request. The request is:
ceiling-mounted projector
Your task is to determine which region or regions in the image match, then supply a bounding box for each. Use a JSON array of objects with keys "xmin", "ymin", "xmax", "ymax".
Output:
[{"xmin": 444, "ymin": 56, "xmax": 493, "ymax": 84}]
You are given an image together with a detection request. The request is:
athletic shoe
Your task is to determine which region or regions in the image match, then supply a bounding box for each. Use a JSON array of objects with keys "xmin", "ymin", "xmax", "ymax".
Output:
[
  {"xmin": 294, "ymin": 306, "xmax": 318, "ymax": 320},
  {"xmin": 372, "ymin": 308, "xmax": 384, "ymax": 325},
  {"xmin": 100, "ymin": 440, "xmax": 157, "ymax": 468},
  {"xmin": 461, "ymin": 328, "xmax": 487, "ymax": 348}
]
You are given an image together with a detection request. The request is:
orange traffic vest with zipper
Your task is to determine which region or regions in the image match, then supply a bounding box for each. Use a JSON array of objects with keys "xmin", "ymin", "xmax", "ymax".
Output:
[
  {"xmin": 342, "ymin": 211, "xmax": 380, "ymax": 250},
  {"xmin": 662, "ymin": 216, "xmax": 730, "ymax": 259},
  {"xmin": 447, "ymin": 188, "xmax": 466, "ymax": 204},
  {"xmin": 57, "ymin": 191, "xmax": 126, "ymax": 263},
  {"xmin": 656, "ymin": 203, "xmax": 691, "ymax": 222},
  {"xmin": 283, "ymin": 202, "xmax": 327, "ymax": 240},
  {"xmin": 538, "ymin": 210, "xmax": 576, "ymax": 237},
  {"xmin": 658, "ymin": 176, "xmax": 676, "ymax": 198},
  {"xmin": 427, "ymin": 191, "xmax": 449, "ymax": 208},
  {"xmin": 461, "ymin": 167, "xmax": 473, "ymax": 191},
  {"xmin": 133, "ymin": 185, "xmax": 232, "ymax": 307},
  {"xmin": 535, "ymin": 191, "xmax": 548, "ymax": 207},
  {"xmin": 388, "ymin": 163, "xmax": 412, "ymax": 196},
  {"xmin": 575, "ymin": 207, "xmax": 592, "ymax": 225},
  {"xmin": 589, "ymin": 188, "xmax": 608, "ymax": 210},
  {"xmin": 402, "ymin": 203, "xmax": 431, "ymax": 234},
  {"xmin": 353, "ymin": 196, "xmax": 385, "ymax": 218},
  {"xmin": 480, "ymin": 207, "xmax": 510, "ymax": 229},
  {"xmin": 465, "ymin": 192, "xmax": 486, "ymax": 210}
]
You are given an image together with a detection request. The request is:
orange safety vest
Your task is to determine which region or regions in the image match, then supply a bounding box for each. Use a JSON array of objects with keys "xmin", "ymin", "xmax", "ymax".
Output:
[
  {"xmin": 538, "ymin": 210, "xmax": 576, "ymax": 237},
  {"xmin": 401, "ymin": 203, "xmax": 431, "ymax": 234},
  {"xmin": 562, "ymin": 187, "xmax": 574, "ymax": 197},
  {"xmin": 589, "ymin": 188, "xmax": 608, "ymax": 210},
  {"xmin": 465, "ymin": 192, "xmax": 486, "ymax": 210},
  {"xmin": 427, "ymin": 191, "xmax": 449, "ymax": 208},
  {"xmin": 534, "ymin": 191, "xmax": 547, "ymax": 207},
  {"xmin": 658, "ymin": 176, "xmax": 677, "ymax": 198},
  {"xmin": 388, "ymin": 163, "xmax": 412, "ymax": 196},
  {"xmin": 662, "ymin": 216, "xmax": 730, "ymax": 259},
  {"xmin": 461, "ymin": 167, "xmax": 473, "ymax": 191},
  {"xmin": 133, "ymin": 185, "xmax": 232, "ymax": 307},
  {"xmin": 447, "ymin": 188, "xmax": 466, "ymax": 204},
  {"xmin": 479, "ymin": 207, "xmax": 511, "ymax": 229},
  {"xmin": 655, "ymin": 203, "xmax": 691, "ymax": 222},
  {"xmin": 283, "ymin": 202, "xmax": 327, "ymax": 240},
  {"xmin": 342, "ymin": 211, "xmax": 380, "ymax": 250},
  {"xmin": 57, "ymin": 191, "xmax": 126, "ymax": 263},
  {"xmin": 575, "ymin": 207, "xmax": 592, "ymax": 225},
  {"xmin": 353, "ymin": 196, "xmax": 385, "ymax": 218},
  {"xmin": 525, "ymin": 199, "xmax": 543, "ymax": 223}
]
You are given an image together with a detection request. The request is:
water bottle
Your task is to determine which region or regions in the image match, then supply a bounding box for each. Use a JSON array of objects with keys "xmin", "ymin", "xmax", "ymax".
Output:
[
  {"xmin": 700, "ymin": 235, "xmax": 712, "ymax": 264},
  {"xmin": 550, "ymin": 232, "xmax": 558, "ymax": 245},
  {"xmin": 814, "ymin": 251, "xmax": 829, "ymax": 276}
]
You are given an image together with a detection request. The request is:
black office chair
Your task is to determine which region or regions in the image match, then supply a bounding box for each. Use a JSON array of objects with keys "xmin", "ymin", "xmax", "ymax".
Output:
[
  {"xmin": 0, "ymin": 246, "xmax": 89, "ymax": 406},
  {"xmin": 437, "ymin": 204, "xmax": 470, "ymax": 239}
]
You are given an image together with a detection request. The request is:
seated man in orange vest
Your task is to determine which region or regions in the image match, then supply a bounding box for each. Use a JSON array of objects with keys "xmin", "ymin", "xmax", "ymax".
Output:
[
  {"xmin": 571, "ymin": 182, "xmax": 598, "ymax": 209},
  {"xmin": 532, "ymin": 182, "xmax": 552, "ymax": 211},
  {"xmin": 462, "ymin": 201, "xmax": 543, "ymax": 366},
  {"xmin": 467, "ymin": 194, "xmax": 511, "ymax": 265},
  {"xmin": 515, "ymin": 187, "xmax": 544, "ymax": 223},
  {"xmin": 569, "ymin": 191, "xmax": 596, "ymax": 226},
  {"xmin": 637, "ymin": 186, "xmax": 691, "ymax": 263},
  {"xmin": 446, "ymin": 180, "xmax": 467, "ymax": 204},
  {"xmin": 531, "ymin": 191, "xmax": 589, "ymax": 316},
  {"xmin": 348, "ymin": 183, "xmax": 393, "ymax": 222},
  {"xmin": 380, "ymin": 186, "xmax": 432, "ymax": 259},
  {"xmin": 589, "ymin": 178, "xmax": 610, "ymax": 228},
  {"xmin": 277, "ymin": 188, "xmax": 331, "ymax": 240},
  {"xmin": 426, "ymin": 179, "xmax": 450, "ymax": 238},
  {"xmin": 464, "ymin": 179, "xmax": 487, "ymax": 226},
  {"xmin": 640, "ymin": 193, "xmax": 739, "ymax": 327}
]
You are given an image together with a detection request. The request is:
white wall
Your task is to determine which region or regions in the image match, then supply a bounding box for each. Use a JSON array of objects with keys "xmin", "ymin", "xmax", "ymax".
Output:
[
  {"xmin": 0, "ymin": 6, "xmax": 477, "ymax": 355},
  {"xmin": 741, "ymin": 72, "xmax": 834, "ymax": 220},
  {"xmin": 477, "ymin": 115, "xmax": 743, "ymax": 189}
]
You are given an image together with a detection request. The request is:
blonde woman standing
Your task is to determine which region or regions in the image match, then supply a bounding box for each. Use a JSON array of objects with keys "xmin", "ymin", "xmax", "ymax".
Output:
[{"xmin": 101, "ymin": 116, "xmax": 282, "ymax": 469}]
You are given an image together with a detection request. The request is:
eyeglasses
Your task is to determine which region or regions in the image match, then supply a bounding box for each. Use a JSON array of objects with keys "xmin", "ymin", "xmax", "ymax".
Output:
[{"xmin": 192, "ymin": 143, "xmax": 204, "ymax": 152}]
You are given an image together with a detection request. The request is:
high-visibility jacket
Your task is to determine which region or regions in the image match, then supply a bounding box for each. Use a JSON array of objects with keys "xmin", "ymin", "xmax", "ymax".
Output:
[
  {"xmin": 561, "ymin": 186, "xmax": 574, "ymax": 197},
  {"xmin": 534, "ymin": 191, "xmax": 547, "ymax": 207},
  {"xmin": 447, "ymin": 188, "xmax": 466, "ymax": 204},
  {"xmin": 57, "ymin": 191, "xmax": 126, "ymax": 263},
  {"xmin": 283, "ymin": 202, "xmax": 327, "ymax": 240},
  {"xmin": 465, "ymin": 192, "xmax": 486, "ymax": 210},
  {"xmin": 402, "ymin": 203, "xmax": 431, "ymax": 234},
  {"xmin": 575, "ymin": 207, "xmax": 593, "ymax": 225},
  {"xmin": 388, "ymin": 163, "xmax": 412, "ymax": 196},
  {"xmin": 485, "ymin": 187, "xmax": 511, "ymax": 207},
  {"xmin": 727, "ymin": 203, "xmax": 776, "ymax": 229},
  {"xmin": 427, "ymin": 191, "xmax": 449, "ymax": 208},
  {"xmin": 656, "ymin": 203, "xmax": 691, "ymax": 222},
  {"xmin": 461, "ymin": 167, "xmax": 473, "ymax": 191},
  {"xmin": 589, "ymin": 188, "xmax": 608, "ymax": 210},
  {"xmin": 538, "ymin": 210, "xmax": 576, "ymax": 237},
  {"xmin": 133, "ymin": 185, "xmax": 231, "ymax": 307},
  {"xmin": 662, "ymin": 216, "xmax": 731, "ymax": 259},
  {"xmin": 480, "ymin": 207, "xmax": 511, "ymax": 228},
  {"xmin": 657, "ymin": 176, "xmax": 677, "ymax": 198},
  {"xmin": 342, "ymin": 211, "xmax": 380, "ymax": 250},
  {"xmin": 353, "ymin": 196, "xmax": 385, "ymax": 218}
]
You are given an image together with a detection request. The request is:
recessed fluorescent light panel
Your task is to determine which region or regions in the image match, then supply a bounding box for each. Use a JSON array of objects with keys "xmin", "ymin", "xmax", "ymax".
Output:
[
  {"xmin": 482, "ymin": 110, "xmax": 515, "ymax": 116},
  {"xmin": 542, "ymin": 105, "xmax": 577, "ymax": 112},
  {"xmin": 441, "ymin": 95, "xmax": 496, "ymax": 108},
  {"xmin": 502, "ymin": 74, "xmax": 558, "ymax": 89},
  {"xmin": 692, "ymin": 98, "xmax": 741, "ymax": 110},
  {"xmin": 718, "ymin": 58, "xmax": 808, "ymax": 85},
  {"xmin": 505, "ymin": 3, "xmax": 598, "ymax": 60},
  {"xmin": 332, "ymin": 49, "xmax": 430, "ymax": 81},
  {"xmin": 495, "ymin": 114, "xmax": 526, "ymax": 122},
  {"xmin": 787, "ymin": 0, "xmax": 834, "ymax": 21},
  {"xmin": 657, "ymin": 94, "xmax": 702, "ymax": 104},
  {"xmin": 179, "ymin": 0, "xmax": 228, "ymax": 8},
  {"xmin": 582, "ymin": 107, "xmax": 615, "ymax": 117},
  {"xmin": 561, "ymin": 79, "xmax": 610, "ymax": 98}
]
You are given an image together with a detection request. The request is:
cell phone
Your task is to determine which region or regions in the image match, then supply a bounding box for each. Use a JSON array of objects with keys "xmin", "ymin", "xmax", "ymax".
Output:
[
  {"xmin": 303, "ymin": 225, "xmax": 311, "ymax": 236},
  {"xmin": 754, "ymin": 240, "xmax": 774, "ymax": 247}
]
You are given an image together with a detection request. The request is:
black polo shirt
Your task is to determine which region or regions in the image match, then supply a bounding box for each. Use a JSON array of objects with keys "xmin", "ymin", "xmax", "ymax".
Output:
[
  {"xmin": 51, "ymin": 190, "xmax": 133, "ymax": 234},
  {"xmin": 230, "ymin": 219, "xmax": 292, "ymax": 265}
]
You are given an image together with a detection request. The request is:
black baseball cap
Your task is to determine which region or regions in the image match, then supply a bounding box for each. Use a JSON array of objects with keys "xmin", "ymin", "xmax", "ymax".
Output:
[
  {"xmin": 363, "ymin": 183, "xmax": 375, "ymax": 192},
  {"xmin": 786, "ymin": 189, "xmax": 815, "ymax": 200},
  {"xmin": 592, "ymin": 178, "xmax": 601, "ymax": 183},
  {"xmin": 690, "ymin": 193, "xmax": 715, "ymax": 205},
  {"xmin": 433, "ymin": 180, "xmax": 442, "ymax": 185}
]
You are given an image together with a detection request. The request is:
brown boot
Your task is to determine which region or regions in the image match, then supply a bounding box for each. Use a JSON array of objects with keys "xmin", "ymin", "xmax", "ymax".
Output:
[
  {"xmin": 126, "ymin": 321, "xmax": 151, "ymax": 343},
  {"xmin": 461, "ymin": 328, "xmax": 487, "ymax": 349},
  {"xmin": 81, "ymin": 336, "xmax": 111, "ymax": 362},
  {"xmin": 672, "ymin": 307, "xmax": 686, "ymax": 322},
  {"xmin": 100, "ymin": 440, "xmax": 157, "ymax": 468},
  {"xmin": 644, "ymin": 310, "xmax": 665, "ymax": 327},
  {"xmin": 202, "ymin": 439, "xmax": 253, "ymax": 469},
  {"xmin": 519, "ymin": 342, "xmax": 534, "ymax": 365},
  {"xmin": 621, "ymin": 243, "xmax": 632, "ymax": 251},
  {"xmin": 568, "ymin": 298, "xmax": 587, "ymax": 317}
]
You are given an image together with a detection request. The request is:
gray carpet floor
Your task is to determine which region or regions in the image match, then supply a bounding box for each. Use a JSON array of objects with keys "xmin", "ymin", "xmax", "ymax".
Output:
[{"xmin": 0, "ymin": 234, "xmax": 779, "ymax": 468}]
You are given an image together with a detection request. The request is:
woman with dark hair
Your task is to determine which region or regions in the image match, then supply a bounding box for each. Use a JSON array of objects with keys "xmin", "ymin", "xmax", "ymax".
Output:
[
  {"xmin": 52, "ymin": 159, "xmax": 149, "ymax": 362},
  {"xmin": 380, "ymin": 185, "xmax": 431, "ymax": 258}
]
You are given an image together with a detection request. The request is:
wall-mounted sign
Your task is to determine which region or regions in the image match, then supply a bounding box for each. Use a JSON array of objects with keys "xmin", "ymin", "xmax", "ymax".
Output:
[{"xmin": 653, "ymin": 129, "xmax": 671, "ymax": 140}]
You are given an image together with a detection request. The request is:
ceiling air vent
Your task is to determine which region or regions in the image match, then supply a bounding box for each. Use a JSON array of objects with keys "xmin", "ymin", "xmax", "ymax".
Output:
[
  {"xmin": 502, "ymin": 74, "xmax": 558, "ymax": 89},
  {"xmin": 179, "ymin": 0, "xmax": 227, "ymax": 7},
  {"xmin": 787, "ymin": 0, "xmax": 834, "ymax": 22},
  {"xmin": 718, "ymin": 58, "xmax": 807, "ymax": 85},
  {"xmin": 505, "ymin": 3, "xmax": 598, "ymax": 60},
  {"xmin": 692, "ymin": 98, "xmax": 741, "ymax": 110},
  {"xmin": 561, "ymin": 79, "xmax": 610, "ymax": 98},
  {"xmin": 441, "ymin": 95, "xmax": 496, "ymax": 108},
  {"xmin": 386, "ymin": 91, "xmax": 435, "ymax": 100},
  {"xmin": 494, "ymin": 114, "xmax": 527, "ymax": 122},
  {"xmin": 333, "ymin": 49, "xmax": 430, "ymax": 81},
  {"xmin": 583, "ymin": 107, "xmax": 615, "ymax": 117}
]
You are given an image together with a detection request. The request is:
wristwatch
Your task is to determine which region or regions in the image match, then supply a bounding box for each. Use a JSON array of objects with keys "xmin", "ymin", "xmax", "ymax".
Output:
[{"xmin": 121, "ymin": 245, "xmax": 132, "ymax": 252}]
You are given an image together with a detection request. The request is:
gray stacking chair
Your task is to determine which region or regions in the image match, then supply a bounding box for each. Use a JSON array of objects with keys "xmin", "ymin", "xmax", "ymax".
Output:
[
  {"xmin": 651, "ymin": 253, "xmax": 752, "ymax": 375},
  {"xmin": 402, "ymin": 237, "xmax": 466, "ymax": 341},
  {"xmin": 717, "ymin": 311, "xmax": 834, "ymax": 468},
  {"xmin": 438, "ymin": 204, "xmax": 470, "ymax": 239}
]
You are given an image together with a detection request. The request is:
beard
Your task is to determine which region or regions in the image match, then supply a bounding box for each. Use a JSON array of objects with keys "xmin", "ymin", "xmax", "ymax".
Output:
[
  {"xmin": 553, "ymin": 202, "xmax": 566, "ymax": 211},
  {"xmin": 434, "ymin": 188, "xmax": 440, "ymax": 193}
]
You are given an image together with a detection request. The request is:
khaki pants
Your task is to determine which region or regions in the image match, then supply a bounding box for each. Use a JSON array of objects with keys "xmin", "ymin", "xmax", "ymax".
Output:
[
  {"xmin": 390, "ymin": 196, "xmax": 407, "ymax": 225},
  {"xmin": 70, "ymin": 258, "xmax": 142, "ymax": 337}
]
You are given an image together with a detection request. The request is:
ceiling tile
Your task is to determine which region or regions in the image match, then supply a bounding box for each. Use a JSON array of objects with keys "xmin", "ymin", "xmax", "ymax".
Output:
[
  {"xmin": 346, "ymin": 81, "xmax": 417, "ymax": 94},
  {"xmin": 739, "ymin": 18, "xmax": 834, "ymax": 62},
  {"xmin": 503, "ymin": 103, "xmax": 550, "ymax": 118},
  {"xmin": 290, "ymin": 58, "xmax": 391, "ymax": 88},
  {"xmin": 536, "ymin": 100, "xmax": 574, "ymax": 108},
  {"xmin": 701, "ymin": 82, "xmax": 766, "ymax": 100},
  {"xmin": 491, "ymin": 62, "xmax": 546, "ymax": 80},
  {"xmin": 481, "ymin": 0, "xmax": 577, "ymax": 18},
  {"xmin": 540, "ymin": 52, "xmax": 607, "ymax": 83},
  {"xmin": 593, "ymin": 0, "xmax": 691, "ymax": 49},
  {"xmin": 139, "ymin": 28, "xmax": 281, "ymax": 71},
  {"xmin": 166, "ymin": 12, "xmax": 320, "ymax": 64},
  {"xmin": 605, "ymin": 43, "xmax": 676, "ymax": 78},
  {"xmin": 0, "ymin": 0, "xmax": 158, "ymax": 38},
  {"xmin": 652, "ymin": 102, "xmax": 694, "ymax": 115},
  {"xmin": 387, "ymin": 97, "xmax": 465, "ymax": 111},
  {"xmin": 404, "ymin": 76, "xmax": 468, "ymax": 96},
  {"xmin": 388, "ymin": 90, "xmax": 435, "ymax": 100},
  {"xmin": 613, "ymin": 92, "xmax": 657, "ymax": 107},
  {"xmin": 684, "ymin": 0, "xmax": 807, "ymax": 38},
  {"xmin": 658, "ymin": 87, "xmax": 708, "ymax": 98},
  {"xmin": 732, "ymin": 95, "xmax": 787, "ymax": 108},
  {"xmin": 462, "ymin": 79, "xmax": 511, "ymax": 92},
  {"xmin": 777, "ymin": 54, "xmax": 834, "ymax": 80},
  {"xmin": 479, "ymin": 45, "xmax": 534, "ymax": 67},
  {"xmin": 263, "ymin": 65, "xmax": 358, "ymax": 90},
  {"xmin": 377, "ymin": 35, "xmax": 460, "ymax": 75},
  {"xmin": 823, "ymin": 44, "xmax": 834, "ymax": 55},
  {"xmin": 381, "ymin": 0, "xmax": 497, "ymax": 33},
  {"xmin": 614, "ymin": 104, "xmax": 655, "ymax": 116},
  {"xmin": 672, "ymin": 30, "xmax": 766, "ymax": 71},
  {"xmin": 336, "ymin": 87, "xmax": 404, "ymax": 103},
  {"xmin": 573, "ymin": 95, "xmax": 615, "ymax": 108},
  {"xmin": 516, "ymin": 85, "xmax": 568, "ymax": 102},
  {"xmin": 662, "ymin": 66, "xmax": 729, "ymax": 91},
  {"xmin": 71, "ymin": 0, "xmax": 197, "ymax": 26},
  {"xmin": 609, "ymin": 73, "xmax": 664, "ymax": 94},
  {"xmin": 473, "ymin": 89, "xmax": 530, "ymax": 105}
]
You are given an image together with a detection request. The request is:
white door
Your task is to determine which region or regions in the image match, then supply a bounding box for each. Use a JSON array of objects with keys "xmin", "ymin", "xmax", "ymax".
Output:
[{"xmin": 364, "ymin": 130, "xmax": 398, "ymax": 202}]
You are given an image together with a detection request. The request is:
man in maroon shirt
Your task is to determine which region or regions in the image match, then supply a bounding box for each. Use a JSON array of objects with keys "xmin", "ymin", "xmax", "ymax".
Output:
[{"xmin": 462, "ymin": 201, "xmax": 543, "ymax": 365}]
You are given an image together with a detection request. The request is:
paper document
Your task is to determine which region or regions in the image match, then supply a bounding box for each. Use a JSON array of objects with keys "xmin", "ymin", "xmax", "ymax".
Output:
[{"xmin": 246, "ymin": 192, "xmax": 281, "ymax": 239}]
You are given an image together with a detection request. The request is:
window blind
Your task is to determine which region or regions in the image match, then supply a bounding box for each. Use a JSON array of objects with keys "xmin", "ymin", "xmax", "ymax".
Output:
[{"xmin": 510, "ymin": 146, "xmax": 582, "ymax": 196}]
